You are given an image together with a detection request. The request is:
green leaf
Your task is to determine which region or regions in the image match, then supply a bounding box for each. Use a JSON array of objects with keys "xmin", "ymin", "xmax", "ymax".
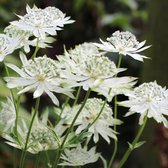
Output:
[{"xmin": 128, "ymin": 141, "xmax": 146, "ymax": 150}]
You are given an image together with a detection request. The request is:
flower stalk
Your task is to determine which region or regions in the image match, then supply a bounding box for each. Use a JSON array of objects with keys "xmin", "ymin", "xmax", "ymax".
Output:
[
  {"xmin": 117, "ymin": 114, "xmax": 148, "ymax": 168},
  {"xmin": 53, "ymin": 89, "xmax": 91, "ymax": 168},
  {"xmin": 19, "ymin": 97, "xmax": 40, "ymax": 168}
]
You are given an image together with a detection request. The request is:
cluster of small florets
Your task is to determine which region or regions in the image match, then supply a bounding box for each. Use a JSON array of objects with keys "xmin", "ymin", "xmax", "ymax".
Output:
[
  {"xmin": 132, "ymin": 82, "xmax": 166, "ymax": 102},
  {"xmin": 59, "ymin": 145, "xmax": 100, "ymax": 166},
  {"xmin": 83, "ymin": 98, "xmax": 113, "ymax": 122},
  {"xmin": 23, "ymin": 56, "xmax": 58, "ymax": 79},
  {"xmin": 0, "ymin": 97, "xmax": 16, "ymax": 132},
  {"xmin": 107, "ymin": 31, "xmax": 139, "ymax": 50},
  {"xmin": 11, "ymin": 5, "xmax": 74, "ymax": 39},
  {"xmin": 29, "ymin": 126, "xmax": 58, "ymax": 152},
  {"xmin": 82, "ymin": 55, "xmax": 118, "ymax": 79},
  {"xmin": 67, "ymin": 42, "xmax": 101, "ymax": 61},
  {"xmin": 0, "ymin": 34, "xmax": 19, "ymax": 61}
]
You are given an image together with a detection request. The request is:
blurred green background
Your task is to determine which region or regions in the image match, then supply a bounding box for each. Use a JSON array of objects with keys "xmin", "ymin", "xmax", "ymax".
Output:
[{"xmin": 0, "ymin": 0, "xmax": 168, "ymax": 167}]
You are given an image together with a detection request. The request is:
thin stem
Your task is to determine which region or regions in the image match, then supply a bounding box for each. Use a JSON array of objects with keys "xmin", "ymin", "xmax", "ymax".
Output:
[
  {"xmin": 73, "ymin": 86, "xmax": 81, "ymax": 107},
  {"xmin": 108, "ymin": 54, "xmax": 122, "ymax": 168},
  {"xmin": 108, "ymin": 96, "xmax": 118, "ymax": 168},
  {"xmin": 13, "ymin": 148, "xmax": 17, "ymax": 168},
  {"xmin": 117, "ymin": 54, "xmax": 122, "ymax": 69},
  {"xmin": 31, "ymin": 38, "xmax": 39, "ymax": 59},
  {"xmin": 35, "ymin": 153, "xmax": 41, "ymax": 168},
  {"xmin": 53, "ymin": 89, "xmax": 91, "ymax": 168},
  {"xmin": 87, "ymin": 98, "xmax": 108, "ymax": 129},
  {"xmin": 19, "ymin": 97, "xmax": 40, "ymax": 168},
  {"xmin": 117, "ymin": 115, "xmax": 148, "ymax": 168},
  {"xmin": 4, "ymin": 63, "xmax": 21, "ymax": 144},
  {"xmin": 59, "ymin": 96, "xmax": 70, "ymax": 118},
  {"xmin": 45, "ymin": 151, "xmax": 51, "ymax": 166}
]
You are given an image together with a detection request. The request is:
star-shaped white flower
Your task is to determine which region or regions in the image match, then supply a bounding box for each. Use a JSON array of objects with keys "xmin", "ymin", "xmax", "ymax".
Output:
[
  {"xmin": 0, "ymin": 34, "xmax": 19, "ymax": 62},
  {"xmin": 4, "ymin": 53, "xmax": 74, "ymax": 105},
  {"xmin": 4, "ymin": 24, "xmax": 55, "ymax": 53},
  {"xmin": 0, "ymin": 97, "xmax": 16, "ymax": 132},
  {"xmin": 59, "ymin": 144, "xmax": 100, "ymax": 166},
  {"xmin": 118, "ymin": 81, "xmax": 168, "ymax": 127},
  {"xmin": 94, "ymin": 30, "xmax": 151, "ymax": 61},
  {"xmin": 75, "ymin": 98, "xmax": 122, "ymax": 143},
  {"xmin": 11, "ymin": 5, "xmax": 74, "ymax": 39}
]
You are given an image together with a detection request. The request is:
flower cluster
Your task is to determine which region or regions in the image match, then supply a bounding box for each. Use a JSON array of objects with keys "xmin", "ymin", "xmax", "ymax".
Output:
[
  {"xmin": 11, "ymin": 5, "xmax": 74, "ymax": 39},
  {"xmin": 56, "ymin": 98, "xmax": 122, "ymax": 143},
  {"xmin": 0, "ymin": 3, "xmax": 167, "ymax": 168},
  {"xmin": 94, "ymin": 30, "xmax": 151, "ymax": 61},
  {"xmin": 119, "ymin": 81, "xmax": 168, "ymax": 126},
  {"xmin": 4, "ymin": 53, "xmax": 74, "ymax": 105},
  {"xmin": 0, "ymin": 34, "xmax": 19, "ymax": 61},
  {"xmin": 59, "ymin": 144, "xmax": 100, "ymax": 166}
]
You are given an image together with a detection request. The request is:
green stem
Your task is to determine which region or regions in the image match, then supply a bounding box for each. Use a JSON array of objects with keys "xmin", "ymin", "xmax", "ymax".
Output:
[
  {"xmin": 45, "ymin": 151, "xmax": 51, "ymax": 166},
  {"xmin": 53, "ymin": 89, "xmax": 91, "ymax": 168},
  {"xmin": 19, "ymin": 97, "xmax": 40, "ymax": 168},
  {"xmin": 108, "ymin": 96, "xmax": 118, "ymax": 168},
  {"xmin": 117, "ymin": 54, "xmax": 122, "ymax": 69},
  {"xmin": 31, "ymin": 38, "xmax": 39, "ymax": 59},
  {"xmin": 35, "ymin": 153, "xmax": 41, "ymax": 168},
  {"xmin": 4, "ymin": 63, "xmax": 21, "ymax": 144},
  {"xmin": 117, "ymin": 115, "xmax": 148, "ymax": 168},
  {"xmin": 59, "ymin": 96, "xmax": 70, "ymax": 118},
  {"xmin": 108, "ymin": 54, "xmax": 122, "ymax": 168},
  {"xmin": 73, "ymin": 86, "xmax": 81, "ymax": 107},
  {"xmin": 13, "ymin": 148, "xmax": 17, "ymax": 168}
]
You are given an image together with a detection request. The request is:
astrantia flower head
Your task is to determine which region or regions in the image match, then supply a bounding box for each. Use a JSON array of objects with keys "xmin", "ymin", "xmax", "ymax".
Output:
[
  {"xmin": 3, "ymin": 115, "xmax": 61, "ymax": 154},
  {"xmin": 11, "ymin": 5, "xmax": 74, "ymax": 39},
  {"xmin": 28, "ymin": 125, "xmax": 59, "ymax": 153},
  {"xmin": 60, "ymin": 54, "xmax": 125, "ymax": 91},
  {"xmin": 75, "ymin": 98, "xmax": 122, "ymax": 143},
  {"xmin": 66, "ymin": 42, "xmax": 102, "ymax": 61},
  {"xmin": 4, "ymin": 53, "xmax": 74, "ymax": 105},
  {"xmin": 118, "ymin": 81, "xmax": 168, "ymax": 127},
  {"xmin": 59, "ymin": 144, "xmax": 100, "ymax": 166},
  {"xmin": 0, "ymin": 97, "xmax": 16, "ymax": 132},
  {"xmin": 0, "ymin": 34, "xmax": 19, "ymax": 61},
  {"xmin": 4, "ymin": 24, "xmax": 54, "ymax": 53},
  {"xmin": 94, "ymin": 30, "xmax": 151, "ymax": 61},
  {"xmin": 58, "ymin": 42, "xmax": 101, "ymax": 73}
]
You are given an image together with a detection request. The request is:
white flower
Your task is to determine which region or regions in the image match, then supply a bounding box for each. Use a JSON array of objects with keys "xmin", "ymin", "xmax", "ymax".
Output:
[
  {"xmin": 118, "ymin": 81, "xmax": 168, "ymax": 127},
  {"xmin": 94, "ymin": 30, "xmax": 151, "ymax": 61},
  {"xmin": 4, "ymin": 53, "xmax": 74, "ymax": 105},
  {"xmin": 60, "ymin": 54, "xmax": 126, "ymax": 91},
  {"xmin": 11, "ymin": 5, "xmax": 74, "ymax": 39},
  {"xmin": 58, "ymin": 42, "xmax": 102, "ymax": 72},
  {"xmin": 0, "ymin": 34, "xmax": 19, "ymax": 61},
  {"xmin": 76, "ymin": 98, "xmax": 122, "ymax": 143},
  {"xmin": 0, "ymin": 97, "xmax": 16, "ymax": 132},
  {"xmin": 3, "ymin": 115, "xmax": 61, "ymax": 154},
  {"xmin": 4, "ymin": 24, "xmax": 55, "ymax": 53},
  {"xmin": 59, "ymin": 98, "xmax": 121, "ymax": 143},
  {"xmin": 59, "ymin": 144, "xmax": 100, "ymax": 166},
  {"xmin": 93, "ymin": 76, "xmax": 137, "ymax": 102}
]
